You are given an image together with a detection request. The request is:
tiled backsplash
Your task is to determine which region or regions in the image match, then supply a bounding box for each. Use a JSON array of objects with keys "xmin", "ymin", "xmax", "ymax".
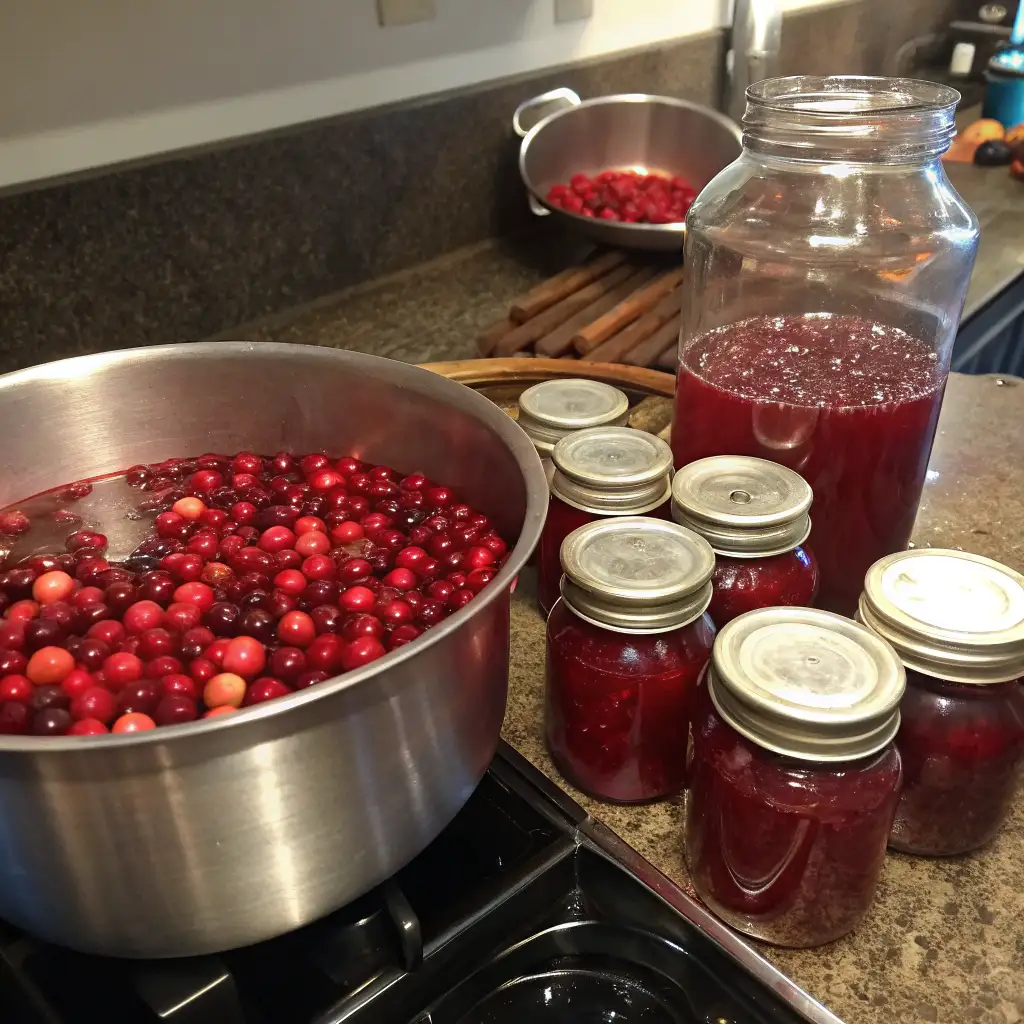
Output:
[{"xmin": 0, "ymin": 0, "xmax": 956, "ymax": 373}]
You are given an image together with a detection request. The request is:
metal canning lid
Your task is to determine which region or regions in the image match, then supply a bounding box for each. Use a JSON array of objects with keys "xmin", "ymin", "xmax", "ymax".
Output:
[
  {"xmin": 517, "ymin": 379, "xmax": 630, "ymax": 452},
  {"xmin": 551, "ymin": 427, "xmax": 674, "ymax": 515},
  {"xmin": 671, "ymin": 456, "xmax": 813, "ymax": 557},
  {"xmin": 559, "ymin": 516, "xmax": 715, "ymax": 633},
  {"xmin": 858, "ymin": 549, "xmax": 1024, "ymax": 685},
  {"xmin": 709, "ymin": 607, "xmax": 906, "ymax": 762}
]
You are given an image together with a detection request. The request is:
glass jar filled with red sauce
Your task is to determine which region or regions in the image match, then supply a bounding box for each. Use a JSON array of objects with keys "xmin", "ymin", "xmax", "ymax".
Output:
[
  {"xmin": 858, "ymin": 549, "xmax": 1024, "ymax": 856},
  {"xmin": 517, "ymin": 379, "xmax": 630, "ymax": 487},
  {"xmin": 537, "ymin": 427, "xmax": 673, "ymax": 618},
  {"xmin": 671, "ymin": 76, "xmax": 979, "ymax": 615},
  {"xmin": 685, "ymin": 607, "xmax": 905, "ymax": 947},
  {"xmin": 671, "ymin": 456, "xmax": 818, "ymax": 626},
  {"xmin": 545, "ymin": 516, "xmax": 716, "ymax": 803}
]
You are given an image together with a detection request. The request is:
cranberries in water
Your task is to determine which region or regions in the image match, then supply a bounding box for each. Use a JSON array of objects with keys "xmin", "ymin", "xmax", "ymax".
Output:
[
  {"xmin": 546, "ymin": 170, "xmax": 697, "ymax": 224},
  {"xmin": 0, "ymin": 451, "xmax": 510, "ymax": 736}
]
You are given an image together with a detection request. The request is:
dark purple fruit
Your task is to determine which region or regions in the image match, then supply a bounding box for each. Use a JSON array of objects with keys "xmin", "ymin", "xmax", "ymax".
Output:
[{"xmin": 974, "ymin": 140, "xmax": 1014, "ymax": 166}]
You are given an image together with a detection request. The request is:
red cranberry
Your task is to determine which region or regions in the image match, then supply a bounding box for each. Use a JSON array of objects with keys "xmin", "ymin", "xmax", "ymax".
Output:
[
  {"xmin": 301, "ymin": 554, "xmax": 335, "ymax": 582},
  {"xmin": 236, "ymin": 608, "xmax": 276, "ymax": 645},
  {"xmin": 68, "ymin": 718, "xmax": 108, "ymax": 736},
  {"xmin": 204, "ymin": 602, "xmax": 240, "ymax": 636},
  {"xmin": 33, "ymin": 708, "xmax": 72, "ymax": 736},
  {"xmin": 0, "ymin": 701, "xmax": 31, "ymax": 734},
  {"xmin": 135, "ymin": 629, "xmax": 176, "ymax": 661},
  {"xmin": 162, "ymin": 673, "xmax": 198, "ymax": 700},
  {"xmin": 31, "ymin": 684, "xmax": 70, "ymax": 712},
  {"xmin": 173, "ymin": 582, "xmax": 216, "ymax": 612},
  {"xmin": 278, "ymin": 610, "xmax": 316, "ymax": 648},
  {"xmin": 273, "ymin": 549, "xmax": 303, "ymax": 571},
  {"xmin": 112, "ymin": 712, "xmax": 156, "ymax": 734},
  {"xmin": 340, "ymin": 586, "xmax": 375, "ymax": 613},
  {"xmin": 0, "ymin": 649, "xmax": 27, "ymax": 675},
  {"xmin": 2, "ymin": 568, "xmax": 39, "ymax": 599},
  {"xmin": 104, "ymin": 581, "xmax": 139, "ymax": 614},
  {"xmin": 418, "ymin": 599, "xmax": 446, "ymax": 626},
  {"xmin": 340, "ymin": 636, "xmax": 386, "ymax": 671},
  {"xmin": 26, "ymin": 645, "xmax": 73, "ymax": 683},
  {"xmin": 163, "ymin": 601, "xmax": 203, "ymax": 633},
  {"xmin": 448, "ymin": 589, "xmax": 474, "ymax": 612},
  {"xmin": 153, "ymin": 694, "xmax": 199, "ymax": 726},
  {"xmin": 274, "ymin": 569, "xmax": 307, "ymax": 595},
  {"xmin": 466, "ymin": 568, "xmax": 496, "ymax": 594},
  {"xmin": 388, "ymin": 624, "xmax": 424, "ymax": 650},
  {"xmin": 0, "ymin": 510, "xmax": 31, "ymax": 535},
  {"xmin": 74, "ymin": 638, "xmax": 110, "ymax": 671},
  {"xmin": 266, "ymin": 590, "xmax": 298, "ymax": 618},
  {"xmin": 268, "ymin": 647, "xmax": 307, "ymax": 682},
  {"xmin": 337, "ymin": 558, "xmax": 373, "ymax": 585},
  {"xmin": 243, "ymin": 678, "xmax": 292, "ymax": 706},
  {"xmin": 0, "ymin": 621, "xmax": 27, "ymax": 652},
  {"xmin": 341, "ymin": 615, "xmax": 385, "ymax": 641},
  {"xmin": 103, "ymin": 652, "xmax": 143, "ymax": 690},
  {"xmin": 302, "ymin": 580, "xmax": 338, "ymax": 608},
  {"xmin": 379, "ymin": 600, "xmax": 414, "ymax": 627},
  {"xmin": 222, "ymin": 636, "xmax": 267, "ymax": 679},
  {"xmin": 138, "ymin": 573, "xmax": 177, "ymax": 605},
  {"xmin": 88, "ymin": 619, "xmax": 126, "ymax": 647},
  {"xmin": 306, "ymin": 634, "xmax": 344, "ymax": 673},
  {"xmin": 71, "ymin": 585, "xmax": 105, "ymax": 608},
  {"xmin": 122, "ymin": 600, "xmax": 164, "ymax": 634},
  {"xmin": 310, "ymin": 604, "xmax": 343, "ymax": 635},
  {"xmin": 71, "ymin": 686, "xmax": 117, "ymax": 723},
  {"xmin": 189, "ymin": 657, "xmax": 217, "ymax": 685},
  {"xmin": 117, "ymin": 681, "xmax": 161, "ymax": 717},
  {"xmin": 0, "ymin": 674, "xmax": 33, "ymax": 703},
  {"xmin": 146, "ymin": 656, "xmax": 183, "ymax": 678},
  {"xmin": 294, "ymin": 670, "xmax": 329, "ymax": 689},
  {"xmin": 295, "ymin": 515, "xmax": 326, "ymax": 535}
]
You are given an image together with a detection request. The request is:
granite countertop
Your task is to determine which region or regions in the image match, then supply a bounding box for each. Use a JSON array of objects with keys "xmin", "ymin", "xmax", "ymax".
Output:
[
  {"xmin": 210, "ymin": 163, "xmax": 1024, "ymax": 1024},
  {"xmin": 505, "ymin": 371, "xmax": 1024, "ymax": 1024}
]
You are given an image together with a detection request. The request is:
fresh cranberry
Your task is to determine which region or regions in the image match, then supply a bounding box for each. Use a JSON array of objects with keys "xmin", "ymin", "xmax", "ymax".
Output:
[
  {"xmin": 31, "ymin": 684, "xmax": 70, "ymax": 712},
  {"xmin": 138, "ymin": 573, "xmax": 177, "ymax": 605},
  {"xmin": 0, "ymin": 510, "xmax": 31, "ymax": 535},
  {"xmin": 173, "ymin": 582, "xmax": 216, "ymax": 612},
  {"xmin": 162, "ymin": 673, "xmax": 198, "ymax": 700},
  {"xmin": 189, "ymin": 657, "xmax": 217, "ymax": 685},
  {"xmin": 340, "ymin": 636, "xmax": 386, "ymax": 671},
  {"xmin": 26, "ymin": 646, "xmax": 75, "ymax": 685},
  {"xmin": 117, "ymin": 681, "xmax": 161, "ymax": 717},
  {"xmin": 278, "ymin": 610, "xmax": 316, "ymax": 648},
  {"xmin": 112, "ymin": 712, "xmax": 156, "ymax": 734},
  {"xmin": 136, "ymin": 628, "xmax": 177, "ymax": 661},
  {"xmin": 68, "ymin": 718, "xmax": 109, "ymax": 736},
  {"xmin": 146, "ymin": 656, "xmax": 183, "ymax": 678},
  {"xmin": 0, "ymin": 674, "xmax": 33, "ymax": 703},
  {"xmin": 122, "ymin": 600, "xmax": 164, "ymax": 634},
  {"xmin": 33, "ymin": 708, "xmax": 72, "ymax": 736},
  {"xmin": 243, "ymin": 677, "xmax": 292, "ymax": 706},
  {"xmin": 388, "ymin": 624, "xmax": 424, "ymax": 650},
  {"xmin": 222, "ymin": 635, "xmax": 267, "ymax": 679},
  {"xmin": 153, "ymin": 694, "xmax": 199, "ymax": 726},
  {"xmin": 0, "ymin": 701, "xmax": 31, "ymax": 734},
  {"xmin": 88, "ymin": 619, "xmax": 126, "ymax": 647}
]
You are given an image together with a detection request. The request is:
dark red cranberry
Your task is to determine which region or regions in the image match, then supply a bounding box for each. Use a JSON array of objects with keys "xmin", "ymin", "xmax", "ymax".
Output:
[
  {"xmin": 269, "ymin": 647, "xmax": 307, "ymax": 682},
  {"xmin": 204, "ymin": 602, "xmax": 240, "ymax": 637},
  {"xmin": 117, "ymin": 681, "xmax": 161, "ymax": 717},
  {"xmin": 31, "ymin": 685, "xmax": 70, "ymax": 712},
  {"xmin": 24, "ymin": 620, "xmax": 66, "ymax": 651},
  {"xmin": 237, "ymin": 608, "xmax": 276, "ymax": 645},
  {"xmin": 243, "ymin": 678, "xmax": 292, "ymax": 706},
  {"xmin": 153, "ymin": 694, "xmax": 199, "ymax": 726},
  {"xmin": 1, "ymin": 568, "xmax": 38, "ymax": 599},
  {"xmin": 302, "ymin": 580, "xmax": 338, "ymax": 608},
  {"xmin": 75, "ymin": 638, "xmax": 111, "ymax": 671},
  {"xmin": 418, "ymin": 599, "xmax": 446, "ymax": 626},
  {"xmin": 388, "ymin": 624, "xmax": 424, "ymax": 650},
  {"xmin": 105, "ymin": 582, "xmax": 139, "ymax": 614},
  {"xmin": 0, "ymin": 649, "xmax": 28, "ymax": 675},
  {"xmin": 33, "ymin": 708, "xmax": 72, "ymax": 736},
  {"xmin": 136, "ymin": 629, "xmax": 177, "ymax": 661},
  {"xmin": 70, "ymin": 685, "xmax": 117, "ymax": 724},
  {"xmin": 0, "ymin": 510, "xmax": 32, "ymax": 535},
  {"xmin": 341, "ymin": 615, "xmax": 385, "ymax": 642},
  {"xmin": 0, "ymin": 700, "xmax": 31, "ymax": 734},
  {"xmin": 311, "ymin": 604, "xmax": 343, "ymax": 635},
  {"xmin": 265, "ymin": 590, "xmax": 298, "ymax": 618},
  {"xmin": 337, "ymin": 558, "xmax": 373, "ymax": 585}
]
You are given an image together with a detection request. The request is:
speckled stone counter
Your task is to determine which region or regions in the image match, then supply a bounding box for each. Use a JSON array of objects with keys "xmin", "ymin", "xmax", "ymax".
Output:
[{"xmin": 503, "ymin": 372, "xmax": 1024, "ymax": 1024}]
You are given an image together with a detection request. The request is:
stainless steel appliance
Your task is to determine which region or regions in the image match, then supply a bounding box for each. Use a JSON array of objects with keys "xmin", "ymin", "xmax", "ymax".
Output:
[
  {"xmin": 727, "ymin": 0, "xmax": 782, "ymax": 125},
  {"xmin": 0, "ymin": 343, "xmax": 548, "ymax": 959}
]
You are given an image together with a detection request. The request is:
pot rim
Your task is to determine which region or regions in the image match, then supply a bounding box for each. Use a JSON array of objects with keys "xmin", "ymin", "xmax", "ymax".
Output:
[{"xmin": 0, "ymin": 341, "xmax": 548, "ymax": 753}]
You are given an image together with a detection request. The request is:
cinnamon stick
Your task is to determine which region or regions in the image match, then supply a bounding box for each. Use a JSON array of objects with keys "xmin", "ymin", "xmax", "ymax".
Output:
[
  {"xmin": 624, "ymin": 312, "xmax": 682, "ymax": 367},
  {"xmin": 581, "ymin": 285, "xmax": 682, "ymax": 363},
  {"xmin": 491, "ymin": 262, "xmax": 638, "ymax": 357},
  {"xmin": 477, "ymin": 317, "xmax": 516, "ymax": 356},
  {"xmin": 655, "ymin": 342, "xmax": 678, "ymax": 373},
  {"xmin": 572, "ymin": 267, "xmax": 685, "ymax": 354},
  {"xmin": 510, "ymin": 251, "xmax": 626, "ymax": 323},
  {"xmin": 534, "ymin": 267, "xmax": 658, "ymax": 358}
]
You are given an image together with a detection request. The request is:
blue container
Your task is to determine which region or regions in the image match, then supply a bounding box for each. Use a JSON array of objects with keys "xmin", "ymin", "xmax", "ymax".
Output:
[{"xmin": 983, "ymin": 46, "xmax": 1024, "ymax": 128}]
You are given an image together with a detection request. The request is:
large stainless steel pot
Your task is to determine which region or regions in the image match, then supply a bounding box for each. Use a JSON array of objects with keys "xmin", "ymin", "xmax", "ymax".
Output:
[{"xmin": 0, "ymin": 342, "xmax": 547, "ymax": 958}]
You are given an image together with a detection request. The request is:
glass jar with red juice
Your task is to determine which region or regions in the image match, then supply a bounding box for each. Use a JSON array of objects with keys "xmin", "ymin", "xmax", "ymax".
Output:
[
  {"xmin": 671, "ymin": 76, "xmax": 979, "ymax": 615},
  {"xmin": 858, "ymin": 548, "xmax": 1024, "ymax": 856},
  {"xmin": 685, "ymin": 607, "xmax": 905, "ymax": 947},
  {"xmin": 671, "ymin": 455, "xmax": 818, "ymax": 626},
  {"xmin": 545, "ymin": 516, "xmax": 716, "ymax": 802},
  {"xmin": 536, "ymin": 427, "xmax": 673, "ymax": 617}
]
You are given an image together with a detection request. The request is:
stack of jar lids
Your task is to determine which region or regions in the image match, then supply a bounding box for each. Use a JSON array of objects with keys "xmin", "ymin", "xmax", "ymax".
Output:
[
  {"xmin": 858, "ymin": 549, "xmax": 1024, "ymax": 684},
  {"xmin": 559, "ymin": 517, "xmax": 715, "ymax": 633},
  {"xmin": 708, "ymin": 607, "xmax": 906, "ymax": 761},
  {"xmin": 517, "ymin": 379, "xmax": 630, "ymax": 457},
  {"xmin": 551, "ymin": 427, "xmax": 674, "ymax": 515},
  {"xmin": 671, "ymin": 455, "xmax": 812, "ymax": 557}
]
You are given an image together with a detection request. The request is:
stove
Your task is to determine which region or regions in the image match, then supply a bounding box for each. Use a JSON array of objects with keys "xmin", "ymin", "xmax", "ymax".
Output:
[{"xmin": 0, "ymin": 745, "xmax": 840, "ymax": 1024}]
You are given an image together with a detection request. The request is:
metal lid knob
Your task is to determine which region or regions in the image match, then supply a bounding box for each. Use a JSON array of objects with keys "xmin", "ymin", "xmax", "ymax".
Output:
[
  {"xmin": 559, "ymin": 516, "xmax": 716, "ymax": 633},
  {"xmin": 709, "ymin": 607, "xmax": 906, "ymax": 761},
  {"xmin": 671, "ymin": 455, "xmax": 812, "ymax": 557},
  {"xmin": 858, "ymin": 548, "xmax": 1024, "ymax": 684},
  {"xmin": 551, "ymin": 427, "xmax": 674, "ymax": 515}
]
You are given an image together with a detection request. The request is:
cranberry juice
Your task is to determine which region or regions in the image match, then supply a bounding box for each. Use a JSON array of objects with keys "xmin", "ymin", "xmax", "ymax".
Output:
[
  {"xmin": 890, "ymin": 671, "xmax": 1024, "ymax": 855},
  {"xmin": 0, "ymin": 452, "xmax": 509, "ymax": 737},
  {"xmin": 546, "ymin": 600, "xmax": 715, "ymax": 802},
  {"xmin": 685, "ymin": 683, "xmax": 902, "ymax": 947},
  {"xmin": 672, "ymin": 315, "xmax": 944, "ymax": 615},
  {"xmin": 709, "ymin": 547, "xmax": 819, "ymax": 627}
]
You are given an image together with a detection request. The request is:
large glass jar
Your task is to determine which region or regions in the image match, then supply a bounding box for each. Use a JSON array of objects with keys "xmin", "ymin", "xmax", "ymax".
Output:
[
  {"xmin": 517, "ymin": 378, "xmax": 630, "ymax": 486},
  {"xmin": 685, "ymin": 607, "xmax": 905, "ymax": 947},
  {"xmin": 537, "ymin": 427, "xmax": 673, "ymax": 617},
  {"xmin": 858, "ymin": 549, "xmax": 1024, "ymax": 856},
  {"xmin": 671, "ymin": 77, "xmax": 980, "ymax": 616},
  {"xmin": 545, "ymin": 517, "xmax": 716, "ymax": 802},
  {"xmin": 671, "ymin": 455, "xmax": 818, "ymax": 626}
]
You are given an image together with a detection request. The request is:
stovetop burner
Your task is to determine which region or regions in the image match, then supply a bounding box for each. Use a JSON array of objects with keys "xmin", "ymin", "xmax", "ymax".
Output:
[{"xmin": 0, "ymin": 745, "xmax": 839, "ymax": 1024}]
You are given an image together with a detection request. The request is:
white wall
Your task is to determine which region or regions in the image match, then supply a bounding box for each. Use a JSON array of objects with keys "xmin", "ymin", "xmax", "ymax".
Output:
[{"xmin": 0, "ymin": 0, "xmax": 838, "ymax": 190}]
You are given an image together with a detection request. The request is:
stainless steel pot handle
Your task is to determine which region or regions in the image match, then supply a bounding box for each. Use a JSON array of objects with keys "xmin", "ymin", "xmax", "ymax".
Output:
[{"xmin": 512, "ymin": 87, "xmax": 581, "ymax": 138}]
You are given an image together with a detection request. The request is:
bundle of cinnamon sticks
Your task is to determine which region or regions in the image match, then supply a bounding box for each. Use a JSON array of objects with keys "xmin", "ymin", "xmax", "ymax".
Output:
[{"xmin": 477, "ymin": 250, "xmax": 682, "ymax": 369}]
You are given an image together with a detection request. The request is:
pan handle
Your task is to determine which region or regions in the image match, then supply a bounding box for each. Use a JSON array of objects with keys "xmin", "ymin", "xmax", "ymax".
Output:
[{"xmin": 512, "ymin": 87, "xmax": 581, "ymax": 138}]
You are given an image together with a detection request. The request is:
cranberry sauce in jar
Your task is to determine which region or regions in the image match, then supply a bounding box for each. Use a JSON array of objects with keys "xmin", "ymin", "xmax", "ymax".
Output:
[
  {"xmin": 671, "ymin": 456, "xmax": 818, "ymax": 627},
  {"xmin": 537, "ymin": 427, "xmax": 673, "ymax": 618},
  {"xmin": 858, "ymin": 549, "xmax": 1024, "ymax": 856},
  {"xmin": 545, "ymin": 517, "xmax": 716, "ymax": 803},
  {"xmin": 671, "ymin": 314, "xmax": 944, "ymax": 616},
  {"xmin": 517, "ymin": 379, "xmax": 630, "ymax": 487},
  {"xmin": 685, "ymin": 608, "xmax": 905, "ymax": 947}
]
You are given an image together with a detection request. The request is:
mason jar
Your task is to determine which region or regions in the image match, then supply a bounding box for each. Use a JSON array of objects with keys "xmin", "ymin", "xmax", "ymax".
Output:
[
  {"xmin": 858, "ymin": 549, "xmax": 1024, "ymax": 856},
  {"xmin": 671, "ymin": 455, "xmax": 818, "ymax": 626},
  {"xmin": 670, "ymin": 76, "xmax": 980, "ymax": 616},
  {"xmin": 536, "ymin": 427, "xmax": 673, "ymax": 617},
  {"xmin": 545, "ymin": 517, "xmax": 716, "ymax": 802},
  {"xmin": 685, "ymin": 607, "xmax": 905, "ymax": 947},
  {"xmin": 517, "ymin": 379, "xmax": 630, "ymax": 486}
]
